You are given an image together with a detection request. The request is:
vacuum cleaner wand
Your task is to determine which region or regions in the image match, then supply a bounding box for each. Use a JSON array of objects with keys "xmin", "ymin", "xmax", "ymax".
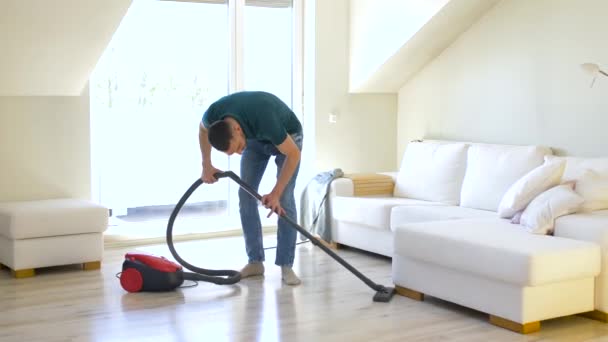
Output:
[{"xmin": 215, "ymin": 171, "xmax": 395, "ymax": 303}]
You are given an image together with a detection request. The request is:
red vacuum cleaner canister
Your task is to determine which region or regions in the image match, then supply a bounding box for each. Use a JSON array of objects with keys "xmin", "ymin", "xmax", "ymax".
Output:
[{"xmin": 120, "ymin": 253, "xmax": 185, "ymax": 292}]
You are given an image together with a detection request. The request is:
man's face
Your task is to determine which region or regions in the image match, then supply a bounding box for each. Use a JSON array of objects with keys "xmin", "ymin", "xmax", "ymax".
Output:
[{"xmin": 225, "ymin": 131, "xmax": 246, "ymax": 155}]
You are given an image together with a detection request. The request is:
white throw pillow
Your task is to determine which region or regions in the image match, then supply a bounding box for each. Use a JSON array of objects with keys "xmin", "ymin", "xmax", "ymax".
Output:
[
  {"xmin": 497, "ymin": 159, "xmax": 566, "ymax": 218},
  {"xmin": 520, "ymin": 184, "xmax": 584, "ymax": 235},
  {"xmin": 394, "ymin": 142, "xmax": 468, "ymax": 205},
  {"xmin": 575, "ymin": 169, "xmax": 608, "ymax": 212}
]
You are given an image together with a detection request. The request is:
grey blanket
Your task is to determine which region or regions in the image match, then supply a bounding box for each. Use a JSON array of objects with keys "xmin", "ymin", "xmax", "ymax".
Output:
[{"xmin": 299, "ymin": 168, "xmax": 344, "ymax": 242}]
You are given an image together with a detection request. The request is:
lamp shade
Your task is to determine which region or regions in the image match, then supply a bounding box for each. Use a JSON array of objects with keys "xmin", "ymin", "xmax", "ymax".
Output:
[{"xmin": 581, "ymin": 63, "xmax": 600, "ymax": 75}]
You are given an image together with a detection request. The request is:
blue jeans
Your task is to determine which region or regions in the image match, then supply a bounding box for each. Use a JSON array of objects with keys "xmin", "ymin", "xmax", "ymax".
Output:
[{"xmin": 239, "ymin": 132, "xmax": 303, "ymax": 267}]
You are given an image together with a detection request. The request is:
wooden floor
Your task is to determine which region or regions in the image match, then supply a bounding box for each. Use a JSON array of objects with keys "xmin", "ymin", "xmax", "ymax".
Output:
[{"xmin": 1, "ymin": 236, "xmax": 608, "ymax": 342}]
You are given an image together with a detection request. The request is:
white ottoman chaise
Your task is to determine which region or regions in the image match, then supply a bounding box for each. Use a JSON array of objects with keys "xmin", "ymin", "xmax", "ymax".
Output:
[
  {"xmin": 392, "ymin": 218, "xmax": 601, "ymax": 334},
  {"xmin": 0, "ymin": 199, "xmax": 109, "ymax": 278}
]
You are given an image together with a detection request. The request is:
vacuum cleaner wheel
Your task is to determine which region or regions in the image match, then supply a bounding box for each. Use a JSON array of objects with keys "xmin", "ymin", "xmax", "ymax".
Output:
[{"xmin": 120, "ymin": 268, "xmax": 144, "ymax": 293}]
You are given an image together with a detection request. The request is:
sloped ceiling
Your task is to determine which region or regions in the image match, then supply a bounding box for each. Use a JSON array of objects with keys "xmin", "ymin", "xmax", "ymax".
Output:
[
  {"xmin": 349, "ymin": 0, "xmax": 501, "ymax": 93},
  {"xmin": 0, "ymin": 0, "xmax": 132, "ymax": 96}
]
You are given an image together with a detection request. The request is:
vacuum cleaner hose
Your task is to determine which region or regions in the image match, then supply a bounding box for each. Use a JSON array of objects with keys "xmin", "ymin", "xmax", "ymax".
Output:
[
  {"xmin": 166, "ymin": 176, "xmax": 241, "ymax": 285},
  {"xmin": 166, "ymin": 171, "xmax": 394, "ymax": 302}
]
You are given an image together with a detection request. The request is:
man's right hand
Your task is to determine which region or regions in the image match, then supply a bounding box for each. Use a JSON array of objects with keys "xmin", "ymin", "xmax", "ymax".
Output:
[{"xmin": 202, "ymin": 165, "xmax": 222, "ymax": 184}]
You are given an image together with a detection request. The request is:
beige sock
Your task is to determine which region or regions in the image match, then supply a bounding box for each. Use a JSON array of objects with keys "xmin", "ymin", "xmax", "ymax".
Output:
[
  {"xmin": 281, "ymin": 266, "xmax": 301, "ymax": 286},
  {"xmin": 240, "ymin": 262, "xmax": 264, "ymax": 278}
]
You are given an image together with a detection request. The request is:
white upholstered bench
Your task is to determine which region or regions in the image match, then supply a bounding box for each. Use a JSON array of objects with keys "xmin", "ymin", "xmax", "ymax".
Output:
[
  {"xmin": 392, "ymin": 218, "xmax": 601, "ymax": 333},
  {"xmin": 0, "ymin": 199, "xmax": 109, "ymax": 278}
]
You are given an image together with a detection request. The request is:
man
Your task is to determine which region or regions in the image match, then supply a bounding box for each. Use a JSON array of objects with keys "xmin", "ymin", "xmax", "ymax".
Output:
[{"xmin": 199, "ymin": 91, "xmax": 303, "ymax": 286}]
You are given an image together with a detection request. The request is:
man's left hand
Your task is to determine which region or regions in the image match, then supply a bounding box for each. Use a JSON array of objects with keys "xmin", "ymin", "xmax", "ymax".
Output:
[{"xmin": 262, "ymin": 191, "xmax": 285, "ymax": 218}]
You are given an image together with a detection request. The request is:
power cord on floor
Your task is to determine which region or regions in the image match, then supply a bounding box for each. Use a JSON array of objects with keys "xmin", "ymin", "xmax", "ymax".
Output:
[{"xmin": 263, "ymin": 239, "xmax": 310, "ymax": 250}]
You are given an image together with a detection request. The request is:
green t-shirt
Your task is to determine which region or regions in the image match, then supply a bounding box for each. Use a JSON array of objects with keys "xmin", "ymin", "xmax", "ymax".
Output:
[{"xmin": 202, "ymin": 91, "xmax": 302, "ymax": 146}]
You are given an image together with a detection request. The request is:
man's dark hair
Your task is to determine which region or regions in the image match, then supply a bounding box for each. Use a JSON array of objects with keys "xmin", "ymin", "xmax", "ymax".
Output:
[{"xmin": 208, "ymin": 120, "xmax": 233, "ymax": 152}]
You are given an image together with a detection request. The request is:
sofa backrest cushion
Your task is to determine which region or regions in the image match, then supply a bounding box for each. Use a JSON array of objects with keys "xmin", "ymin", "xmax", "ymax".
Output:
[
  {"xmin": 394, "ymin": 142, "xmax": 468, "ymax": 205},
  {"xmin": 545, "ymin": 156, "xmax": 608, "ymax": 212},
  {"xmin": 460, "ymin": 144, "xmax": 552, "ymax": 211},
  {"xmin": 545, "ymin": 155, "xmax": 608, "ymax": 181},
  {"xmin": 574, "ymin": 169, "xmax": 608, "ymax": 212}
]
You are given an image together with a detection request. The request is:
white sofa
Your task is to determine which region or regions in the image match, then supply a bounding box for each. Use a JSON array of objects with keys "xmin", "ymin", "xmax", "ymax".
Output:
[{"xmin": 329, "ymin": 140, "xmax": 608, "ymax": 333}]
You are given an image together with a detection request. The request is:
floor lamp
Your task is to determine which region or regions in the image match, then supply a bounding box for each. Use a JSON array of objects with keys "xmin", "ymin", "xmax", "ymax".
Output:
[{"xmin": 581, "ymin": 63, "xmax": 608, "ymax": 87}]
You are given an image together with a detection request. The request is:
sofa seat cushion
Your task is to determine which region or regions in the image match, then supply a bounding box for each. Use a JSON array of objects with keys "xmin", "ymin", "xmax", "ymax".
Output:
[
  {"xmin": 0, "ymin": 199, "xmax": 109, "ymax": 239},
  {"xmin": 393, "ymin": 218, "xmax": 600, "ymax": 286},
  {"xmin": 390, "ymin": 205, "xmax": 495, "ymax": 231},
  {"xmin": 332, "ymin": 196, "xmax": 442, "ymax": 231}
]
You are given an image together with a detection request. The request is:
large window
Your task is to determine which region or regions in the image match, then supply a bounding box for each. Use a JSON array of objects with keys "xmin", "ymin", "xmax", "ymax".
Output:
[
  {"xmin": 242, "ymin": 0, "xmax": 297, "ymax": 205},
  {"xmin": 91, "ymin": 0, "xmax": 303, "ymax": 238}
]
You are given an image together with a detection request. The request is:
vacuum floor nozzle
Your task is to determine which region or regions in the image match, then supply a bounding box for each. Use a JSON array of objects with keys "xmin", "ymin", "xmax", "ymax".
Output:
[{"xmin": 373, "ymin": 286, "xmax": 396, "ymax": 303}]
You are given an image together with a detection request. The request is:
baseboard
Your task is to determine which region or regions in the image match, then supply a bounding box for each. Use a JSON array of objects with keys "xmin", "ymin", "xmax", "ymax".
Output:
[
  {"xmin": 579, "ymin": 310, "xmax": 608, "ymax": 323},
  {"xmin": 104, "ymin": 226, "xmax": 278, "ymax": 248}
]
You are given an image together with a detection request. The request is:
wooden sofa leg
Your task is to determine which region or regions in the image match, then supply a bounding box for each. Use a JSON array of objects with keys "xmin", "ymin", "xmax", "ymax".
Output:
[
  {"xmin": 83, "ymin": 261, "xmax": 101, "ymax": 271},
  {"xmin": 12, "ymin": 269, "xmax": 36, "ymax": 279},
  {"xmin": 489, "ymin": 315, "xmax": 540, "ymax": 334},
  {"xmin": 328, "ymin": 241, "xmax": 341, "ymax": 250},
  {"xmin": 579, "ymin": 310, "xmax": 608, "ymax": 323},
  {"xmin": 314, "ymin": 236, "xmax": 341, "ymax": 250},
  {"xmin": 395, "ymin": 285, "xmax": 424, "ymax": 301}
]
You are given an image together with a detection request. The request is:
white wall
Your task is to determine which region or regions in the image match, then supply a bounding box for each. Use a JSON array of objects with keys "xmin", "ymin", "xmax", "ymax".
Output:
[
  {"xmin": 0, "ymin": 0, "xmax": 131, "ymax": 96},
  {"xmin": 398, "ymin": 0, "xmax": 608, "ymax": 162},
  {"xmin": 0, "ymin": 88, "xmax": 92, "ymax": 202},
  {"xmin": 349, "ymin": 0, "xmax": 449, "ymax": 92},
  {"xmin": 315, "ymin": 0, "xmax": 397, "ymax": 173}
]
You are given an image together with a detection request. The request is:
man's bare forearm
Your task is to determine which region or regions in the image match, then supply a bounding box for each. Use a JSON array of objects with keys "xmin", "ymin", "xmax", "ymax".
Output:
[
  {"xmin": 199, "ymin": 123, "xmax": 212, "ymax": 167},
  {"xmin": 274, "ymin": 150, "xmax": 300, "ymax": 197}
]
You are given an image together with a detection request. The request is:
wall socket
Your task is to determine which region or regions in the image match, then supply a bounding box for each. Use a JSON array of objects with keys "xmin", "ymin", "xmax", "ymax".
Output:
[{"xmin": 328, "ymin": 112, "xmax": 338, "ymax": 123}]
